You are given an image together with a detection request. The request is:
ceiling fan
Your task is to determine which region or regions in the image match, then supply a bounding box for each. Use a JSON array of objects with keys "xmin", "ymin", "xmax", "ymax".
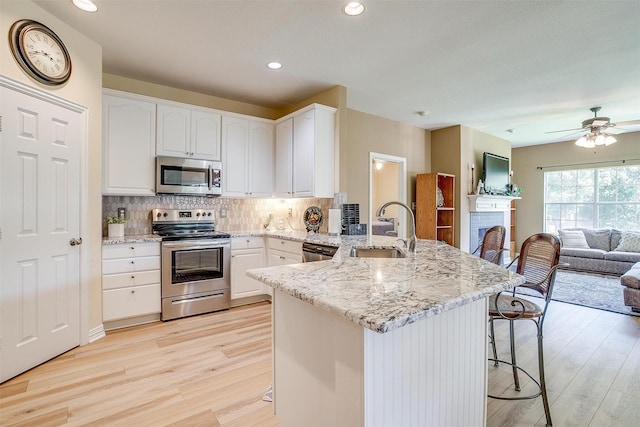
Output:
[
  {"xmin": 547, "ymin": 107, "xmax": 640, "ymax": 135},
  {"xmin": 546, "ymin": 107, "xmax": 640, "ymax": 148}
]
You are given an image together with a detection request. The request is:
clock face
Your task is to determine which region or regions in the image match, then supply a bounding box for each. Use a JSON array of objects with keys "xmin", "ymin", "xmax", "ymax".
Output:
[
  {"xmin": 23, "ymin": 28, "xmax": 69, "ymax": 79},
  {"xmin": 9, "ymin": 20, "xmax": 72, "ymax": 85}
]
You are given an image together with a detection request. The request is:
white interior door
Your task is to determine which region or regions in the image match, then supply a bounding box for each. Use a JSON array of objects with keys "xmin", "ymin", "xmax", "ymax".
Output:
[{"xmin": 0, "ymin": 83, "xmax": 82, "ymax": 383}]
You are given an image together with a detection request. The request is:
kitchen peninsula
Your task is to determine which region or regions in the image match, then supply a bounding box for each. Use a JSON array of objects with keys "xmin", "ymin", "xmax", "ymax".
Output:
[{"xmin": 248, "ymin": 236, "xmax": 524, "ymax": 427}]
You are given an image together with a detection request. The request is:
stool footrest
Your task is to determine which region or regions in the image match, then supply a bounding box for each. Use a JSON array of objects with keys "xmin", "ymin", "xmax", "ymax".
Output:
[{"xmin": 488, "ymin": 358, "xmax": 542, "ymax": 401}]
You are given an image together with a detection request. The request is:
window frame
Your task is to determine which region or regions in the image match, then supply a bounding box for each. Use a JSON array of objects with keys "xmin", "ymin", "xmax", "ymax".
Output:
[{"xmin": 544, "ymin": 165, "xmax": 640, "ymax": 232}]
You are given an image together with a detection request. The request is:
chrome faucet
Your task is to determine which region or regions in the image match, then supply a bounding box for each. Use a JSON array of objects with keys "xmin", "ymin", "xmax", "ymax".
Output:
[{"xmin": 376, "ymin": 201, "xmax": 417, "ymax": 252}]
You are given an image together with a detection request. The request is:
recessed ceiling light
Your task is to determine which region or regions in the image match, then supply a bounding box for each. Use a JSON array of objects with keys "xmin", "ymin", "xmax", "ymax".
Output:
[
  {"xmin": 72, "ymin": 0, "xmax": 98, "ymax": 12},
  {"xmin": 267, "ymin": 62, "xmax": 283, "ymax": 70},
  {"xmin": 343, "ymin": 2, "xmax": 365, "ymax": 16}
]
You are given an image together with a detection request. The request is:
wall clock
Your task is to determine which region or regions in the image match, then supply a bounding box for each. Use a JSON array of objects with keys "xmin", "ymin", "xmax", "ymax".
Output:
[{"xmin": 9, "ymin": 19, "xmax": 72, "ymax": 86}]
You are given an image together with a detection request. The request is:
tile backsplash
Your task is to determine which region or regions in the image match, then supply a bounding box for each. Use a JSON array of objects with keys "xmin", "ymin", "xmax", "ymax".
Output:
[{"xmin": 103, "ymin": 195, "xmax": 335, "ymax": 236}]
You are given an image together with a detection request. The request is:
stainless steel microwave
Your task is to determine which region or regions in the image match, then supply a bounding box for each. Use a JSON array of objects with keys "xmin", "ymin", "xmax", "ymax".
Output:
[{"xmin": 156, "ymin": 156, "xmax": 222, "ymax": 196}]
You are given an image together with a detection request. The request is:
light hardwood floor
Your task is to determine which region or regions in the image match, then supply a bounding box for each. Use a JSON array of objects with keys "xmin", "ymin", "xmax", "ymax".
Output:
[{"xmin": 2, "ymin": 299, "xmax": 640, "ymax": 426}]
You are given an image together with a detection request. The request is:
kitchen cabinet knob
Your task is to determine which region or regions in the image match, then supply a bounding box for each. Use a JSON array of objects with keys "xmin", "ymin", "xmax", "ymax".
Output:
[
  {"xmin": 131, "ymin": 290, "xmax": 135, "ymax": 294},
  {"xmin": 131, "ymin": 275, "xmax": 135, "ymax": 279},
  {"xmin": 190, "ymin": 152, "xmax": 194, "ymax": 156},
  {"xmin": 130, "ymin": 261, "xmax": 135, "ymax": 264},
  {"xmin": 246, "ymin": 239, "xmax": 250, "ymax": 243},
  {"xmin": 130, "ymin": 246, "xmax": 134, "ymax": 250},
  {"xmin": 280, "ymin": 256, "xmax": 285, "ymax": 260}
]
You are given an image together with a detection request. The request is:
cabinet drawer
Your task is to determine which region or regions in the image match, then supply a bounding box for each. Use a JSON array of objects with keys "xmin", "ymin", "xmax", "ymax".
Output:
[
  {"xmin": 102, "ymin": 242, "xmax": 160, "ymax": 259},
  {"xmin": 102, "ymin": 270, "xmax": 161, "ymax": 290},
  {"xmin": 102, "ymin": 256, "xmax": 160, "ymax": 275},
  {"xmin": 231, "ymin": 237, "xmax": 265, "ymax": 250},
  {"xmin": 103, "ymin": 283, "xmax": 161, "ymax": 321},
  {"xmin": 268, "ymin": 237, "xmax": 302, "ymax": 254}
]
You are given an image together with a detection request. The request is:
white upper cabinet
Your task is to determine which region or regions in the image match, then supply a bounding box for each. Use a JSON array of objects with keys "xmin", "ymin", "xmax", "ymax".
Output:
[
  {"xmin": 275, "ymin": 104, "xmax": 336, "ymax": 198},
  {"xmin": 275, "ymin": 118, "xmax": 293, "ymax": 197},
  {"xmin": 248, "ymin": 121, "xmax": 275, "ymax": 197},
  {"xmin": 102, "ymin": 91, "xmax": 157, "ymax": 196},
  {"xmin": 156, "ymin": 102, "xmax": 221, "ymax": 160},
  {"xmin": 222, "ymin": 115, "xmax": 274, "ymax": 197}
]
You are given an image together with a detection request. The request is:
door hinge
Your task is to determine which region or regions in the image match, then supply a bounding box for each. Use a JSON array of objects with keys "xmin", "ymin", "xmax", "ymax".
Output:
[{"xmin": 0, "ymin": 115, "xmax": 3, "ymax": 132}]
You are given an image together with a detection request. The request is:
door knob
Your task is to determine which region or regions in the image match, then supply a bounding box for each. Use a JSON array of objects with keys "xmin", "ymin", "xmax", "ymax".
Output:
[{"xmin": 69, "ymin": 237, "xmax": 83, "ymax": 246}]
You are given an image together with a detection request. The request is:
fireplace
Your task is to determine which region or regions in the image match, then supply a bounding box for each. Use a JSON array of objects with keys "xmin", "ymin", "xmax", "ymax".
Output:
[{"xmin": 469, "ymin": 212, "xmax": 505, "ymax": 254}]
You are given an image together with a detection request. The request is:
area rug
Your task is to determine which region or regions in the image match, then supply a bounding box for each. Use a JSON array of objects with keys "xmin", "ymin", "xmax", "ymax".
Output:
[{"xmin": 517, "ymin": 270, "xmax": 639, "ymax": 317}]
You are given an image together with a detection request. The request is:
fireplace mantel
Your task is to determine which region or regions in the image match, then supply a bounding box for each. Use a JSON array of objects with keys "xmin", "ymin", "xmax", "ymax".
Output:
[{"xmin": 467, "ymin": 195, "xmax": 521, "ymax": 212}]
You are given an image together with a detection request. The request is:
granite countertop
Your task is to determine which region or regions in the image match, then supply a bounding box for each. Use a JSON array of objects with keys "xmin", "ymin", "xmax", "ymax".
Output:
[
  {"xmin": 247, "ymin": 235, "xmax": 525, "ymax": 334},
  {"xmin": 102, "ymin": 234, "xmax": 162, "ymax": 245}
]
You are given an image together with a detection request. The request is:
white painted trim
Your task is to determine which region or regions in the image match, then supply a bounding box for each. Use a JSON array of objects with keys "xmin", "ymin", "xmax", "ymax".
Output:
[
  {"xmin": 0, "ymin": 76, "xmax": 85, "ymax": 112},
  {"xmin": 368, "ymin": 152, "xmax": 408, "ymax": 239},
  {"xmin": 88, "ymin": 324, "xmax": 106, "ymax": 343}
]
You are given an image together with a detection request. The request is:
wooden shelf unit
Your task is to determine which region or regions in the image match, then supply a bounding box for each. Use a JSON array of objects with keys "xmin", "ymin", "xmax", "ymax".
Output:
[{"xmin": 416, "ymin": 173, "xmax": 456, "ymax": 246}]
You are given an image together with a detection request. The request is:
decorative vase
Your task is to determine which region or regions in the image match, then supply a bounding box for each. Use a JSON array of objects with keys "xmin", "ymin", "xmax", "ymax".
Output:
[
  {"xmin": 108, "ymin": 223, "xmax": 124, "ymax": 238},
  {"xmin": 436, "ymin": 187, "xmax": 445, "ymax": 207}
]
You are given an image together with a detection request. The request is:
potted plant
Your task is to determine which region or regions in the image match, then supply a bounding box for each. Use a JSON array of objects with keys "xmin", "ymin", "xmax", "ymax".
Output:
[{"xmin": 106, "ymin": 215, "xmax": 126, "ymax": 238}]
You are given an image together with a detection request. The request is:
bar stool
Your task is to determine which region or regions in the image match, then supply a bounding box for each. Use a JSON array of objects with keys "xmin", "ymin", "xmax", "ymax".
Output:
[
  {"xmin": 472, "ymin": 225, "xmax": 506, "ymax": 265},
  {"xmin": 487, "ymin": 233, "xmax": 561, "ymax": 427}
]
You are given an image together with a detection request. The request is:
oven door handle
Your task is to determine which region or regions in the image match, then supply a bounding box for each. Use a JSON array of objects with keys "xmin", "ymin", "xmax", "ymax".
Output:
[
  {"xmin": 162, "ymin": 241, "xmax": 230, "ymax": 251},
  {"xmin": 171, "ymin": 293, "xmax": 226, "ymax": 305}
]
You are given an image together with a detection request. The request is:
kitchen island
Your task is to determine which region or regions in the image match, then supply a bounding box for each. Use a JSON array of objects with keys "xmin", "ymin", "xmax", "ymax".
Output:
[{"xmin": 247, "ymin": 236, "xmax": 524, "ymax": 427}]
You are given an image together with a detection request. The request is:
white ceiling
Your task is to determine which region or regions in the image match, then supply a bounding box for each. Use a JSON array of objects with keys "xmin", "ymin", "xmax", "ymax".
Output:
[{"xmin": 33, "ymin": 0, "xmax": 640, "ymax": 147}]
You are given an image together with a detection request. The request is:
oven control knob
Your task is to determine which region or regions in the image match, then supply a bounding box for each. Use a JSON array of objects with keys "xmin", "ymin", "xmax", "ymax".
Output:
[
  {"xmin": 156, "ymin": 212, "xmax": 162, "ymax": 218},
  {"xmin": 196, "ymin": 212, "xmax": 201, "ymax": 217},
  {"xmin": 207, "ymin": 212, "xmax": 212, "ymax": 216},
  {"xmin": 163, "ymin": 212, "xmax": 168, "ymax": 217}
]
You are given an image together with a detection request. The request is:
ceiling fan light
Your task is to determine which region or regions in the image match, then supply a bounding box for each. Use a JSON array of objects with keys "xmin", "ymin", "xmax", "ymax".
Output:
[
  {"xmin": 594, "ymin": 134, "xmax": 606, "ymax": 145},
  {"xmin": 604, "ymin": 135, "xmax": 617, "ymax": 145},
  {"xmin": 575, "ymin": 136, "xmax": 588, "ymax": 147}
]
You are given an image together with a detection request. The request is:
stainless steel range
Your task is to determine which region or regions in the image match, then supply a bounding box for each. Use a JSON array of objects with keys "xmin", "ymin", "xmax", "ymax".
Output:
[{"xmin": 152, "ymin": 208, "xmax": 231, "ymax": 321}]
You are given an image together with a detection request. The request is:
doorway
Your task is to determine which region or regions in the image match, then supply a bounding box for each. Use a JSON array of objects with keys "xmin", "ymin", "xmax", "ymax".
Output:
[{"xmin": 369, "ymin": 152, "xmax": 407, "ymax": 240}]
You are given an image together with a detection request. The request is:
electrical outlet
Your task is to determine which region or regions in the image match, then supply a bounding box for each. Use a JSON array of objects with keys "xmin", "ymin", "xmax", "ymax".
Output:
[
  {"xmin": 220, "ymin": 208, "xmax": 227, "ymax": 218},
  {"xmin": 288, "ymin": 208, "xmax": 293, "ymax": 218}
]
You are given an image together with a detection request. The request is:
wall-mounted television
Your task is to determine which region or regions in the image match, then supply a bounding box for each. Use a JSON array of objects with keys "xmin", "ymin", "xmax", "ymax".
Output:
[{"xmin": 482, "ymin": 152, "xmax": 510, "ymax": 195}]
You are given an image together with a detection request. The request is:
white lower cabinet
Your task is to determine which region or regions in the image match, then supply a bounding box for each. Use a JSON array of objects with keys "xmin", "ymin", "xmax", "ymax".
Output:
[
  {"xmin": 231, "ymin": 237, "xmax": 266, "ymax": 300},
  {"xmin": 102, "ymin": 242, "xmax": 161, "ymax": 328},
  {"xmin": 267, "ymin": 237, "xmax": 303, "ymax": 267}
]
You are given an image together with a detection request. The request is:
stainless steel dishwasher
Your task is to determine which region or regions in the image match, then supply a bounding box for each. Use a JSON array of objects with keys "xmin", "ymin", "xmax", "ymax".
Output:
[{"xmin": 302, "ymin": 242, "xmax": 338, "ymax": 262}]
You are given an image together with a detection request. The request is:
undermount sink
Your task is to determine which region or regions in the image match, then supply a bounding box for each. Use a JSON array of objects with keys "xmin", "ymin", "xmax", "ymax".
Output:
[{"xmin": 350, "ymin": 246, "xmax": 406, "ymax": 258}]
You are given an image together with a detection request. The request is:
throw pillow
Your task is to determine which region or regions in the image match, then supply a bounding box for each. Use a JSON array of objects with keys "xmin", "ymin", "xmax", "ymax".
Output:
[
  {"xmin": 558, "ymin": 230, "xmax": 590, "ymax": 248},
  {"xmin": 614, "ymin": 231, "xmax": 640, "ymax": 253}
]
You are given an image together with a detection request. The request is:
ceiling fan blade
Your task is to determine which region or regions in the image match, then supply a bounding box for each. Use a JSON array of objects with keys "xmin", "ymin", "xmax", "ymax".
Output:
[
  {"xmin": 545, "ymin": 127, "xmax": 583, "ymax": 134},
  {"xmin": 613, "ymin": 119, "xmax": 640, "ymax": 127},
  {"xmin": 606, "ymin": 127, "xmax": 626, "ymax": 134}
]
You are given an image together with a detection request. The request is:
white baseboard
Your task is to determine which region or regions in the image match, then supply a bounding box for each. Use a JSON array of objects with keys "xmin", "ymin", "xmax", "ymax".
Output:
[{"xmin": 88, "ymin": 324, "xmax": 106, "ymax": 343}]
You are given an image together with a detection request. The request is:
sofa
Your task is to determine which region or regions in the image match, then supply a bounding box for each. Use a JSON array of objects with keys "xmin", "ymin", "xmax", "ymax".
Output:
[
  {"xmin": 622, "ymin": 263, "xmax": 640, "ymax": 312},
  {"xmin": 557, "ymin": 228, "xmax": 640, "ymax": 276}
]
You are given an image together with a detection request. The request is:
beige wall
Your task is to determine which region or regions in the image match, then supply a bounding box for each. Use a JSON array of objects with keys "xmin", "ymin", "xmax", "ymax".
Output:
[
  {"xmin": 345, "ymin": 109, "xmax": 431, "ymax": 227},
  {"xmin": 431, "ymin": 125, "xmax": 511, "ymax": 250},
  {"xmin": 1, "ymin": 1, "xmax": 104, "ymax": 336},
  {"xmin": 103, "ymin": 73, "xmax": 280, "ymax": 119},
  {"xmin": 512, "ymin": 131, "xmax": 640, "ymax": 248}
]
